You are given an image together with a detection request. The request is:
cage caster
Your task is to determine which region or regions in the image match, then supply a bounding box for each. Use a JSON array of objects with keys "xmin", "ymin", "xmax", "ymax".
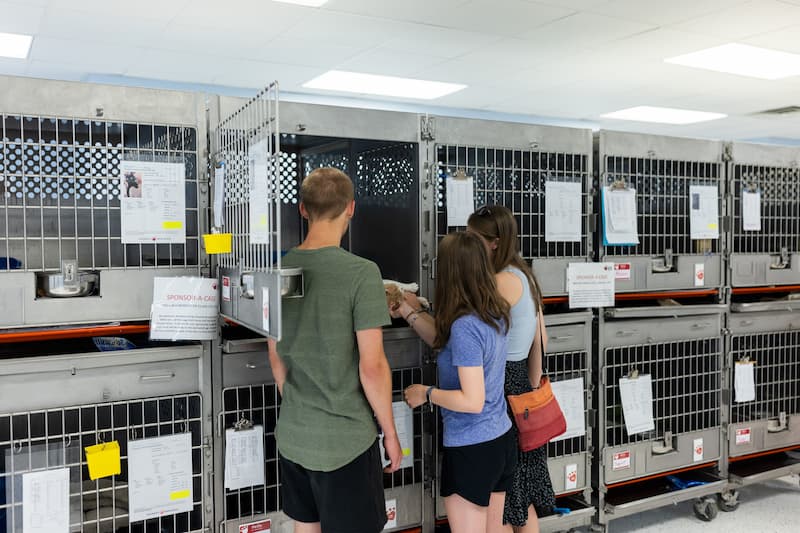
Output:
[
  {"xmin": 717, "ymin": 489, "xmax": 740, "ymax": 512},
  {"xmin": 693, "ymin": 497, "xmax": 719, "ymax": 522}
]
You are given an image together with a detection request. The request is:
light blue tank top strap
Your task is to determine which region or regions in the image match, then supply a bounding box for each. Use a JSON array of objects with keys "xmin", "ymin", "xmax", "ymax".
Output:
[{"xmin": 503, "ymin": 266, "xmax": 537, "ymax": 362}]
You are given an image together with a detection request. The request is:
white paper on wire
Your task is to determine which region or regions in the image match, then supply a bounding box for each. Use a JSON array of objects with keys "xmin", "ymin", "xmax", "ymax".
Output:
[
  {"xmin": 380, "ymin": 401, "xmax": 414, "ymax": 469},
  {"xmin": 567, "ymin": 262, "xmax": 615, "ymax": 308},
  {"xmin": 550, "ymin": 378, "xmax": 586, "ymax": 442},
  {"xmin": 742, "ymin": 189, "xmax": 761, "ymax": 231},
  {"xmin": 735, "ymin": 361, "xmax": 756, "ymax": 403},
  {"xmin": 602, "ymin": 187, "xmax": 639, "ymax": 245},
  {"xmin": 689, "ymin": 185, "xmax": 720, "ymax": 239},
  {"xmin": 445, "ymin": 177, "xmax": 474, "ymax": 227},
  {"xmin": 128, "ymin": 433, "xmax": 194, "ymax": 523},
  {"xmin": 119, "ymin": 160, "xmax": 186, "ymax": 244},
  {"xmin": 619, "ymin": 375, "xmax": 655, "ymax": 435},
  {"xmin": 150, "ymin": 277, "xmax": 218, "ymax": 341},
  {"xmin": 213, "ymin": 163, "xmax": 226, "ymax": 229},
  {"xmin": 249, "ymin": 139, "xmax": 271, "ymax": 244},
  {"xmin": 23, "ymin": 468, "xmax": 69, "ymax": 533},
  {"xmin": 545, "ymin": 181, "xmax": 582, "ymax": 242},
  {"xmin": 224, "ymin": 426, "xmax": 266, "ymax": 490}
]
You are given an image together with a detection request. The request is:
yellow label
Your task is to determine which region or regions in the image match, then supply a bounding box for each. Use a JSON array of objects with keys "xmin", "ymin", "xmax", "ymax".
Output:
[
  {"xmin": 162, "ymin": 221, "xmax": 183, "ymax": 229},
  {"xmin": 709, "ymin": 223, "xmax": 718, "ymax": 230},
  {"xmin": 258, "ymin": 215, "xmax": 268, "ymax": 226},
  {"xmin": 202, "ymin": 233, "xmax": 232, "ymax": 254},
  {"xmin": 170, "ymin": 489, "xmax": 191, "ymax": 501},
  {"xmin": 402, "ymin": 448, "xmax": 411, "ymax": 457},
  {"xmin": 85, "ymin": 441, "xmax": 122, "ymax": 481}
]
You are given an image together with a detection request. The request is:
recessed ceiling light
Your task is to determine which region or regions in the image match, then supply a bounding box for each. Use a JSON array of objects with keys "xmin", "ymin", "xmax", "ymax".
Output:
[
  {"xmin": 272, "ymin": 0, "xmax": 329, "ymax": 6},
  {"xmin": 303, "ymin": 70, "xmax": 467, "ymax": 100},
  {"xmin": 601, "ymin": 106, "xmax": 727, "ymax": 125},
  {"xmin": 665, "ymin": 43, "xmax": 800, "ymax": 80},
  {"xmin": 0, "ymin": 32, "xmax": 33, "ymax": 59}
]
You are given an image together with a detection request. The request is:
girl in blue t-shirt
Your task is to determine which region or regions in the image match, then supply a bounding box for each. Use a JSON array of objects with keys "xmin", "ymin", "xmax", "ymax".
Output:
[{"xmin": 397, "ymin": 231, "xmax": 516, "ymax": 533}]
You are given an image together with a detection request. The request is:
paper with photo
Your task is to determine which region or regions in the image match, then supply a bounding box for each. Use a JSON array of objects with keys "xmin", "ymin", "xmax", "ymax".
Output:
[
  {"xmin": 619, "ymin": 375, "xmax": 655, "ymax": 435},
  {"xmin": 742, "ymin": 189, "xmax": 761, "ymax": 231},
  {"xmin": 380, "ymin": 401, "xmax": 414, "ymax": 469},
  {"xmin": 735, "ymin": 361, "xmax": 756, "ymax": 403},
  {"xmin": 689, "ymin": 185, "xmax": 719, "ymax": 239},
  {"xmin": 602, "ymin": 187, "xmax": 639, "ymax": 245},
  {"xmin": 550, "ymin": 378, "xmax": 586, "ymax": 442},
  {"xmin": 128, "ymin": 433, "xmax": 193, "ymax": 522},
  {"xmin": 446, "ymin": 177, "xmax": 474, "ymax": 227},
  {"xmin": 545, "ymin": 181, "xmax": 582, "ymax": 242},
  {"xmin": 23, "ymin": 468, "xmax": 69, "ymax": 533},
  {"xmin": 120, "ymin": 160, "xmax": 186, "ymax": 244}
]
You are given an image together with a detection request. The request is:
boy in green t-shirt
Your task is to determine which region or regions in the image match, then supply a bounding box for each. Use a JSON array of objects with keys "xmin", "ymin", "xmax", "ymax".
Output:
[{"xmin": 268, "ymin": 167, "xmax": 402, "ymax": 533}]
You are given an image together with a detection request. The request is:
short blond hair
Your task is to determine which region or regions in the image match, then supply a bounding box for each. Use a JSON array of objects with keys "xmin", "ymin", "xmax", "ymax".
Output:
[{"xmin": 300, "ymin": 167, "xmax": 354, "ymax": 221}]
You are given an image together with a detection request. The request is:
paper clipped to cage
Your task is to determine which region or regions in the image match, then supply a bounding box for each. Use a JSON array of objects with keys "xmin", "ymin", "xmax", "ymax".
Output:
[
  {"xmin": 619, "ymin": 374, "xmax": 655, "ymax": 435},
  {"xmin": 602, "ymin": 186, "xmax": 639, "ymax": 245},
  {"xmin": 545, "ymin": 181, "xmax": 582, "ymax": 242},
  {"xmin": 567, "ymin": 262, "xmax": 615, "ymax": 308},
  {"xmin": 445, "ymin": 174, "xmax": 474, "ymax": 227},
  {"xmin": 742, "ymin": 188, "xmax": 761, "ymax": 231},
  {"xmin": 689, "ymin": 185, "xmax": 719, "ymax": 240},
  {"xmin": 249, "ymin": 139, "xmax": 272, "ymax": 244},
  {"xmin": 734, "ymin": 361, "xmax": 756, "ymax": 403},
  {"xmin": 23, "ymin": 468, "xmax": 69, "ymax": 533},
  {"xmin": 550, "ymin": 377, "xmax": 586, "ymax": 441},
  {"xmin": 380, "ymin": 401, "xmax": 414, "ymax": 469},
  {"xmin": 224, "ymin": 425, "xmax": 266, "ymax": 490},
  {"xmin": 120, "ymin": 160, "xmax": 186, "ymax": 244}
]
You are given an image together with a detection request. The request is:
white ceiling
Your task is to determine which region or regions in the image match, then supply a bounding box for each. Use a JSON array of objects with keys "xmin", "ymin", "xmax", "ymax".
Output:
[{"xmin": 1, "ymin": 0, "xmax": 800, "ymax": 141}]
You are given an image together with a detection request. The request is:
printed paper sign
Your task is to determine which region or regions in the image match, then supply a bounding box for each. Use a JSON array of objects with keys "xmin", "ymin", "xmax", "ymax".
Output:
[
  {"xmin": 693, "ymin": 438, "xmax": 704, "ymax": 462},
  {"xmin": 619, "ymin": 375, "xmax": 655, "ymax": 435},
  {"xmin": 222, "ymin": 276, "xmax": 231, "ymax": 302},
  {"xmin": 602, "ymin": 187, "xmax": 639, "ymax": 245},
  {"xmin": 23, "ymin": 468, "xmax": 69, "ymax": 533},
  {"xmin": 384, "ymin": 499, "xmax": 397, "ymax": 530},
  {"xmin": 694, "ymin": 263, "xmax": 705, "ymax": 287},
  {"xmin": 565, "ymin": 463, "xmax": 578, "ymax": 491},
  {"xmin": 612, "ymin": 451, "xmax": 631, "ymax": 471},
  {"xmin": 150, "ymin": 277, "xmax": 218, "ymax": 341},
  {"xmin": 567, "ymin": 262, "xmax": 615, "ymax": 308},
  {"xmin": 446, "ymin": 176, "xmax": 474, "ymax": 227},
  {"xmin": 742, "ymin": 188, "xmax": 761, "ymax": 231},
  {"xmin": 249, "ymin": 139, "xmax": 271, "ymax": 245},
  {"xmin": 213, "ymin": 163, "xmax": 226, "ymax": 229},
  {"xmin": 225, "ymin": 426, "xmax": 266, "ymax": 491},
  {"xmin": 550, "ymin": 378, "xmax": 586, "ymax": 442},
  {"xmin": 615, "ymin": 263, "xmax": 631, "ymax": 281},
  {"xmin": 735, "ymin": 428, "xmax": 751, "ymax": 445},
  {"xmin": 545, "ymin": 181, "xmax": 582, "ymax": 242},
  {"xmin": 120, "ymin": 160, "xmax": 186, "ymax": 244},
  {"xmin": 239, "ymin": 519, "xmax": 271, "ymax": 533},
  {"xmin": 128, "ymin": 433, "xmax": 193, "ymax": 523},
  {"xmin": 380, "ymin": 402, "xmax": 414, "ymax": 469},
  {"xmin": 689, "ymin": 185, "xmax": 720, "ymax": 240},
  {"xmin": 735, "ymin": 361, "xmax": 756, "ymax": 403}
]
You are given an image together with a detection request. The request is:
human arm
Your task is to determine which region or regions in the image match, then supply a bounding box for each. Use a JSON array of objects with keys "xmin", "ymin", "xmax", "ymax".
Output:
[
  {"xmin": 404, "ymin": 366, "xmax": 485, "ymax": 413},
  {"xmin": 527, "ymin": 309, "xmax": 547, "ymax": 388},
  {"xmin": 267, "ymin": 338, "xmax": 287, "ymax": 396},
  {"xmin": 357, "ymin": 328, "xmax": 402, "ymax": 473},
  {"xmin": 392, "ymin": 294, "xmax": 436, "ymax": 347}
]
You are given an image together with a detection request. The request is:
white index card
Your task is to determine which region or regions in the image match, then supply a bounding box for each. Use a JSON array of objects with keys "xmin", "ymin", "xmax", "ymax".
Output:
[
  {"xmin": 128, "ymin": 433, "xmax": 193, "ymax": 523},
  {"xmin": 445, "ymin": 177, "xmax": 474, "ymax": 227},
  {"xmin": 23, "ymin": 468, "xmax": 69, "ymax": 533},
  {"xmin": 689, "ymin": 185, "xmax": 720, "ymax": 239},
  {"xmin": 742, "ymin": 189, "xmax": 762, "ymax": 231},
  {"xmin": 619, "ymin": 374, "xmax": 655, "ymax": 435},
  {"xmin": 545, "ymin": 181, "xmax": 582, "ymax": 242},
  {"xmin": 602, "ymin": 187, "xmax": 639, "ymax": 245},
  {"xmin": 550, "ymin": 378, "xmax": 586, "ymax": 442},
  {"xmin": 225, "ymin": 426, "xmax": 266, "ymax": 490},
  {"xmin": 735, "ymin": 361, "xmax": 756, "ymax": 403}
]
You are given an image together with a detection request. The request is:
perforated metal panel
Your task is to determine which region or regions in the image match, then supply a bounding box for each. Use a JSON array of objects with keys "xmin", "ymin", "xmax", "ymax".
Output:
[
  {"xmin": 0, "ymin": 394, "xmax": 205, "ymax": 533},
  {"xmin": 0, "ymin": 115, "xmax": 200, "ymax": 272}
]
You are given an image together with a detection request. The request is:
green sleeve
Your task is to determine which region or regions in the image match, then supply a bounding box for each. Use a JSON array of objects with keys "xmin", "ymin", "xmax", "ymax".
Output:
[{"xmin": 352, "ymin": 261, "xmax": 391, "ymax": 331}]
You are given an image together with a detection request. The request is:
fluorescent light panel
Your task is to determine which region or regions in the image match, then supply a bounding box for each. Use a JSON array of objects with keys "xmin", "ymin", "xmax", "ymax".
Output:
[
  {"xmin": 601, "ymin": 106, "xmax": 726, "ymax": 125},
  {"xmin": 303, "ymin": 70, "xmax": 467, "ymax": 100},
  {"xmin": 272, "ymin": 0, "xmax": 329, "ymax": 6},
  {"xmin": 665, "ymin": 43, "xmax": 800, "ymax": 80},
  {"xmin": 0, "ymin": 32, "xmax": 33, "ymax": 59}
]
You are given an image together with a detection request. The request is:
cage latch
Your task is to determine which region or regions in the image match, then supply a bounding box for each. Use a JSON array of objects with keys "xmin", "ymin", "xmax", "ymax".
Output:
[
  {"xmin": 770, "ymin": 247, "xmax": 790, "ymax": 270},
  {"xmin": 651, "ymin": 430, "xmax": 675, "ymax": 455},
  {"xmin": 652, "ymin": 248, "xmax": 674, "ymax": 273},
  {"xmin": 767, "ymin": 412, "xmax": 788, "ymax": 433}
]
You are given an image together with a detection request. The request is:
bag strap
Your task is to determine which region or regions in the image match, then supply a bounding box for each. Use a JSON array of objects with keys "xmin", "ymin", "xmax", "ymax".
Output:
[{"xmin": 532, "ymin": 305, "xmax": 546, "ymax": 390}]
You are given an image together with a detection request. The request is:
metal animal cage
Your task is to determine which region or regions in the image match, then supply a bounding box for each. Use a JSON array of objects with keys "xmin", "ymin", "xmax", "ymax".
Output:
[
  {"xmin": 596, "ymin": 131, "xmax": 724, "ymax": 293},
  {"xmin": 727, "ymin": 142, "xmax": 800, "ymax": 287},
  {"xmin": 428, "ymin": 117, "xmax": 593, "ymax": 297},
  {"xmin": 0, "ymin": 79, "xmax": 206, "ymax": 328},
  {"xmin": 0, "ymin": 344, "xmax": 210, "ymax": 533}
]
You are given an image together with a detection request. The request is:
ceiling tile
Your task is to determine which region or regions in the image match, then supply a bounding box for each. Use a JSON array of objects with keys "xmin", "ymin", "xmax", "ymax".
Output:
[
  {"xmin": 0, "ymin": 1, "xmax": 45, "ymax": 34},
  {"xmin": 0, "ymin": 57, "xmax": 29, "ymax": 77},
  {"xmin": 211, "ymin": 61, "xmax": 324, "ymax": 91},
  {"xmin": 588, "ymin": 0, "xmax": 748, "ymax": 26},
  {"xmin": 323, "ymin": 0, "xmax": 470, "ymax": 26},
  {"xmin": 673, "ymin": 0, "xmax": 800, "ymax": 40},
  {"xmin": 530, "ymin": 0, "xmax": 608, "ymax": 9},
  {"xmin": 158, "ymin": 22, "xmax": 270, "ymax": 59},
  {"xmin": 594, "ymin": 28, "xmax": 727, "ymax": 63},
  {"xmin": 744, "ymin": 24, "xmax": 800, "ymax": 53},
  {"xmin": 38, "ymin": 7, "xmax": 168, "ymax": 48},
  {"xmin": 517, "ymin": 12, "xmax": 656, "ymax": 50},
  {"xmin": 279, "ymin": 11, "xmax": 414, "ymax": 49},
  {"xmin": 435, "ymin": 0, "xmax": 576, "ymax": 37},
  {"xmin": 250, "ymin": 36, "xmax": 367, "ymax": 68},
  {"xmin": 29, "ymin": 37, "xmax": 135, "ymax": 75},
  {"xmin": 175, "ymin": 0, "xmax": 308, "ymax": 32},
  {"xmin": 26, "ymin": 60, "xmax": 86, "ymax": 82},
  {"xmin": 382, "ymin": 26, "xmax": 502, "ymax": 60},
  {"xmin": 126, "ymin": 48, "xmax": 220, "ymax": 84},
  {"xmin": 336, "ymin": 47, "xmax": 450, "ymax": 77}
]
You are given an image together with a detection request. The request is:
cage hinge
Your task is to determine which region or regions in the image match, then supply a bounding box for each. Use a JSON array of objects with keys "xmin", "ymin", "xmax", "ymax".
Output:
[
  {"xmin": 721, "ymin": 215, "xmax": 731, "ymax": 233},
  {"xmin": 721, "ymin": 388, "xmax": 731, "ymax": 405},
  {"xmin": 588, "ymin": 213, "xmax": 598, "ymax": 232},
  {"xmin": 420, "ymin": 115, "xmax": 436, "ymax": 142}
]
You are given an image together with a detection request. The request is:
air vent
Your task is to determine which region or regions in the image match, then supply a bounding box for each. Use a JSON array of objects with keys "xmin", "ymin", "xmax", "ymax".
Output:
[{"xmin": 757, "ymin": 105, "xmax": 800, "ymax": 115}]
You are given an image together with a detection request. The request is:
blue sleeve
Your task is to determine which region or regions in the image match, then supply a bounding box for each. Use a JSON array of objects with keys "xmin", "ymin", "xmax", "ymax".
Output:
[{"xmin": 450, "ymin": 317, "xmax": 485, "ymax": 368}]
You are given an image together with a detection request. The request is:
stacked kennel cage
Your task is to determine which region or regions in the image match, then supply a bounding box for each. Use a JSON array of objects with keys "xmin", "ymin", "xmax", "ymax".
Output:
[
  {"xmin": 0, "ymin": 76, "xmax": 206, "ymax": 328},
  {"xmin": 594, "ymin": 131, "xmax": 728, "ymax": 529},
  {"xmin": 209, "ymin": 99, "xmax": 430, "ymax": 533},
  {"xmin": 724, "ymin": 142, "xmax": 800, "ymax": 494},
  {"xmin": 426, "ymin": 116, "xmax": 595, "ymax": 532}
]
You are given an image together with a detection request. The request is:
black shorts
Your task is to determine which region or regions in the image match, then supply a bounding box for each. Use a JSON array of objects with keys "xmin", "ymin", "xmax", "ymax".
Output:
[
  {"xmin": 279, "ymin": 440, "xmax": 386, "ymax": 533},
  {"xmin": 440, "ymin": 429, "xmax": 517, "ymax": 507}
]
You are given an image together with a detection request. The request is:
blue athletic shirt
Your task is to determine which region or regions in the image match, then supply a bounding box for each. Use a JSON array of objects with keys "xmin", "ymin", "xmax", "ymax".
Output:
[{"xmin": 437, "ymin": 314, "xmax": 512, "ymax": 447}]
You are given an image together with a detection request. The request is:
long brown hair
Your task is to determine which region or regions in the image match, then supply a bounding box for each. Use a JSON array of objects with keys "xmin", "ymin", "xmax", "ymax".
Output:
[
  {"xmin": 467, "ymin": 205, "xmax": 543, "ymax": 309},
  {"xmin": 434, "ymin": 232, "xmax": 510, "ymax": 349}
]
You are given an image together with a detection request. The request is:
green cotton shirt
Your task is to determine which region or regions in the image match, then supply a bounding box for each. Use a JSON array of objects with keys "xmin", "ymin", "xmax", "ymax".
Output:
[{"xmin": 275, "ymin": 246, "xmax": 391, "ymax": 471}]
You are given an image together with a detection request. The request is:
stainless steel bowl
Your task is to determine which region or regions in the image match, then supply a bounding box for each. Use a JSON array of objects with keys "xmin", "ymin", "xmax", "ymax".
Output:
[
  {"xmin": 280, "ymin": 267, "xmax": 303, "ymax": 298},
  {"xmin": 37, "ymin": 271, "xmax": 99, "ymax": 297}
]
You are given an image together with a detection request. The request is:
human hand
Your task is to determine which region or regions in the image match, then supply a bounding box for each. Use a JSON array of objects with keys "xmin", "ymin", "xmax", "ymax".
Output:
[
  {"xmin": 404, "ymin": 384, "xmax": 428, "ymax": 409},
  {"xmin": 382, "ymin": 432, "xmax": 403, "ymax": 473}
]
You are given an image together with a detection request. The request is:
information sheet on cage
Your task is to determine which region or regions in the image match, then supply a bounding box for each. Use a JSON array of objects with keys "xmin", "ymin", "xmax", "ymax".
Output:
[
  {"xmin": 249, "ymin": 139, "xmax": 272, "ymax": 244},
  {"xmin": 602, "ymin": 186, "xmax": 639, "ymax": 245},
  {"xmin": 128, "ymin": 433, "xmax": 193, "ymax": 523},
  {"xmin": 550, "ymin": 377, "xmax": 586, "ymax": 441},
  {"xmin": 446, "ymin": 176, "xmax": 474, "ymax": 227},
  {"xmin": 742, "ymin": 188, "xmax": 761, "ymax": 231},
  {"xmin": 567, "ymin": 262, "xmax": 614, "ymax": 308},
  {"xmin": 689, "ymin": 185, "xmax": 719, "ymax": 239},
  {"xmin": 380, "ymin": 401, "xmax": 414, "ymax": 469},
  {"xmin": 545, "ymin": 181, "xmax": 582, "ymax": 242},
  {"xmin": 23, "ymin": 468, "xmax": 69, "ymax": 533},
  {"xmin": 735, "ymin": 361, "xmax": 756, "ymax": 403},
  {"xmin": 619, "ymin": 375, "xmax": 655, "ymax": 435},
  {"xmin": 150, "ymin": 277, "xmax": 218, "ymax": 341},
  {"xmin": 225, "ymin": 426, "xmax": 266, "ymax": 490},
  {"xmin": 120, "ymin": 160, "xmax": 186, "ymax": 244},
  {"xmin": 213, "ymin": 162, "xmax": 226, "ymax": 229}
]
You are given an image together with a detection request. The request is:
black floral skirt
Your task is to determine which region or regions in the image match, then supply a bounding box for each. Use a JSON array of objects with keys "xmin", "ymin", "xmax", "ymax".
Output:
[{"xmin": 503, "ymin": 359, "xmax": 556, "ymax": 526}]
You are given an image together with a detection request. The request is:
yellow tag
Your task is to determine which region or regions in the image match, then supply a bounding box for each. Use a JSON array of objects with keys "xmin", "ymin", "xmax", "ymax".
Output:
[
  {"xmin": 162, "ymin": 221, "xmax": 183, "ymax": 229},
  {"xmin": 170, "ymin": 489, "xmax": 191, "ymax": 501},
  {"xmin": 85, "ymin": 441, "xmax": 122, "ymax": 481},
  {"xmin": 202, "ymin": 233, "xmax": 232, "ymax": 254},
  {"xmin": 258, "ymin": 215, "xmax": 268, "ymax": 226},
  {"xmin": 402, "ymin": 448, "xmax": 411, "ymax": 457}
]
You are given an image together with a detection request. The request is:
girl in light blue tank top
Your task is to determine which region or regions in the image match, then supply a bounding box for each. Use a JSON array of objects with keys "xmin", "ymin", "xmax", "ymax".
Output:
[{"xmin": 503, "ymin": 266, "xmax": 538, "ymax": 363}]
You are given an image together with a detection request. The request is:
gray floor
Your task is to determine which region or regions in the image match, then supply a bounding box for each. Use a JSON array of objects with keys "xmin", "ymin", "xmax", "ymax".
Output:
[{"xmin": 606, "ymin": 475, "xmax": 800, "ymax": 532}]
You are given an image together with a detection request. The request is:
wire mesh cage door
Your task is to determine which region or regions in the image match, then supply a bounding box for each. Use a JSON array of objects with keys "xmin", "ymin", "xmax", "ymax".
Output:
[
  {"xmin": 728, "ymin": 142, "xmax": 800, "ymax": 287},
  {"xmin": 597, "ymin": 131, "xmax": 725, "ymax": 293},
  {"xmin": 213, "ymin": 83, "xmax": 290, "ymax": 340}
]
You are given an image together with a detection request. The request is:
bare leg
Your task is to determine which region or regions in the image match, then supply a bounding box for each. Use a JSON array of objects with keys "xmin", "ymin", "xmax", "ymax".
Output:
[
  {"xmin": 487, "ymin": 492, "xmax": 512, "ymax": 533},
  {"xmin": 512, "ymin": 505, "xmax": 540, "ymax": 533},
  {"xmin": 445, "ymin": 494, "xmax": 488, "ymax": 533},
  {"xmin": 294, "ymin": 521, "xmax": 322, "ymax": 533}
]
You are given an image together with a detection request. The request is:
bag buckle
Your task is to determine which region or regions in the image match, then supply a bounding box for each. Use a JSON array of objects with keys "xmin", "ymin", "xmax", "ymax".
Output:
[{"xmin": 524, "ymin": 407, "xmax": 529, "ymax": 420}]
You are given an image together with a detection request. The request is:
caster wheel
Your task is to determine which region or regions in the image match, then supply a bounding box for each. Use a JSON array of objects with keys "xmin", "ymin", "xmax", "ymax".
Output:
[
  {"xmin": 718, "ymin": 489, "xmax": 740, "ymax": 512},
  {"xmin": 693, "ymin": 497, "xmax": 719, "ymax": 522}
]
